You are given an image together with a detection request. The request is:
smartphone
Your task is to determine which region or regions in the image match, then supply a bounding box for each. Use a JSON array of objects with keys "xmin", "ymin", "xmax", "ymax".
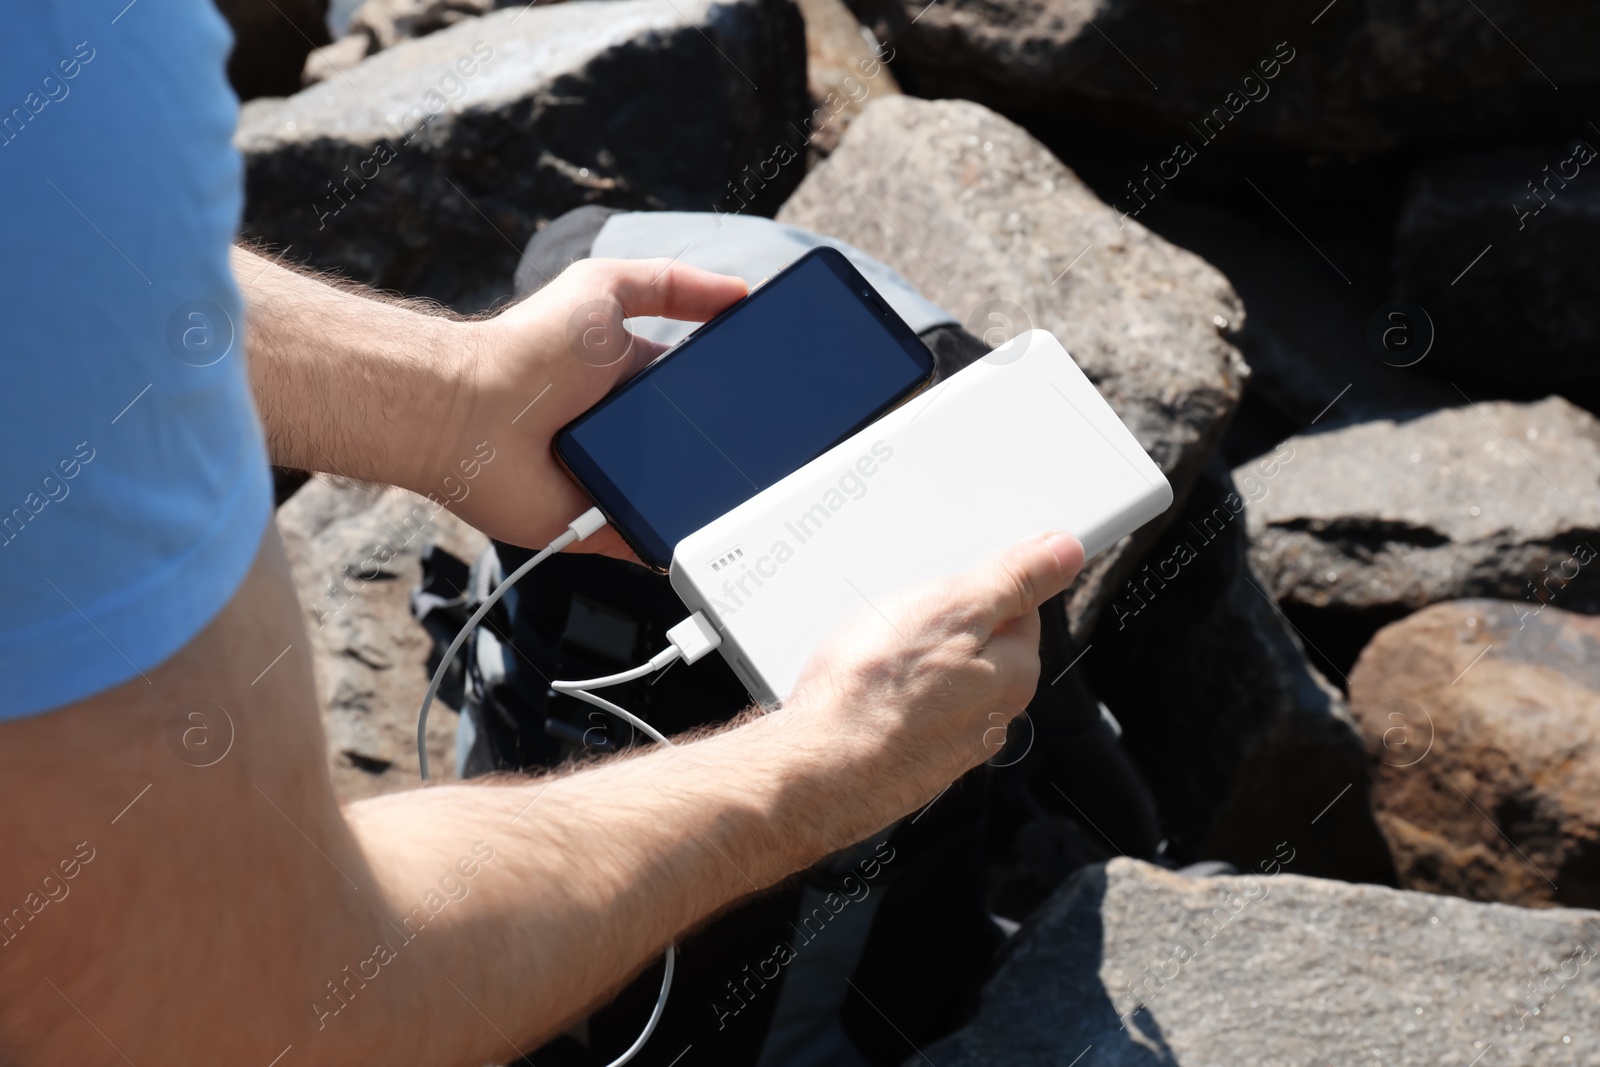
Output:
[{"xmin": 555, "ymin": 247, "xmax": 936, "ymax": 571}]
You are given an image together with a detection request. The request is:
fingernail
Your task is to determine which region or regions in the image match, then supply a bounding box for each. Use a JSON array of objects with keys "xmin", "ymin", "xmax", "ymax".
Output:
[{"xmin": 1044, "ymin": 532, "xmax": 1079, "ymax": 575}]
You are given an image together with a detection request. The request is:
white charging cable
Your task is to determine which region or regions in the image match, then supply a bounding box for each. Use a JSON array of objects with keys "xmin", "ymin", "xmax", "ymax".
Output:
[
  {"xmin": 415, "ymin": 506, "xmax": 609, "ymax": 780},
  {"xmin": 534, "ymin": 612, "xmax": 720, "ymax": 1065},
  {"xmin": 413, "ymin": 506, "xmax": 722, "ymax": 1067},
  {"xmin": 550, "ymin": 613, "xmax": 723, "ymax": 745}
]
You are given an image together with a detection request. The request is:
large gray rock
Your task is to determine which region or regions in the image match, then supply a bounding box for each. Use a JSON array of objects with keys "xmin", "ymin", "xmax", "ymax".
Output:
[
  {"xmin": 1395, "ymin": 145, "xmax": 1600, "ymax": 400},
  {"xmin": 844, "ymin": 0, "xmax": 1599, "ymax": 154},
  {"xmin": 778, "ymin": 96, "xmax": 1248, "ymax": 641},
  {"xmin": 332, "ymin": 0, "xmax": 897, "ymax": 159},
  {"xmin": 927, "ymin": 858, "xmax": 1600, "ymax": 1066},
  {"xmin": 238, "ymin": 0, "xmax": 808, "ymax": 308},
  {"xmin": 1351, "ymin": 599, "xmax": 1600, "ymax": 910},
  {"xmin": 1086, "ymin": 457, "xmax": 1395, "ymax": 885},
  {"xmin": 1243, "ymin": 396, "xmax": 1600, "ymax": 677},
  {"xmin": 277, "ymin": 476, "xmax": 487, "ymax": 802}
]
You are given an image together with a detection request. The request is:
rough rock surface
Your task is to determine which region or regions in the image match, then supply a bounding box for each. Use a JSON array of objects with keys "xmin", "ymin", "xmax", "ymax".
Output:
[
  {"xmin": 793, "ymin": 0, "xmax": 899, "ymax": 159},
  {"xmin": 927, "ymin": 858, "xmax": 1600, "ymax": 1066},
  {"xmin": 1350, "ymin": 600, "xmax": 1600, "ymax": 910},
  {"xmin": 278, "ymin": 476, "xmax": 487, "ymax": 802},
  {"xmin": 779, "ymin": 96, "xmax": 1247, "ymax": 641},
  {"xmin": 1086, "ymin": 457, "xmax": 1395, "ymax": 884},
  {"xmin": 329, "ymin": 0, "xmax": 891, "ymax": 155},
  {"xmin": 238, "ymin": 0, "xmax": 808, "ymax": 309},
  {"xmin": 844, "ymin": 0, "xmax": 1600, "ymax": 154},
  {"xmin": 215, "ymin": 0, "xmax": 332, "ymax": 100},
  {"xmin": 1243, "ymin": 396, "xmax": 1600, "ymax": 677},
  {"xmin": 1395, "ymin": 146, "xmax": 1600, "ymax": 401}
]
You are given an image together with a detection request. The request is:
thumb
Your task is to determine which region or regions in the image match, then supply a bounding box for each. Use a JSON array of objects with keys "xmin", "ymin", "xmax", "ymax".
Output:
[
  {"xmin": 963, "ymin": 532, "xmax": 1084, "ymax": 631},
  {"xmin": 554, "ymin": 258, "xmax": 747, "ymax": 382},
  {"xmin": 602, "ymin": 258, "xmax": 749, "ymax": 322}
]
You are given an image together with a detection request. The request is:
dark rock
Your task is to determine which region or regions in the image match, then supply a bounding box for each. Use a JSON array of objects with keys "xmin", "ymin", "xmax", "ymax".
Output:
[
  {"xmin": 843, "ymin": 0, "xmax": 1600, "ymax": 154},
  {"xmin": 985, "ymin": 598, "xmax": 1167, "ymax": 921},
  {"xmin": 777, "ymin": 95, "xmax": 1248, "ymax": 642},
  {"xmin": 1350, "ymin": 599, "xmax": 1600, "ymax": 910},
  {"xmin": 927, "ymin": 857, "xmax": 1600, "ymax": 1066},
  {"xmin": 1149, "ymin": 203, "xmax": 1457, "ymax": 438},
  {"xmin": 237, "ymin": 0, "xmax": 809, "ymax": 309},
  {"xmin": 1242, "ymin": 396, "xmax": 1600, "ymax": 679},
  {"xmin": 1086, "ymin": 456, "xmax": 1395, "ymax": 884},
  {"xmin": 214, "ymin": 0, "xmax": 332, "ymax": 100},
  {"xmin": 271, "ymin": 466, "xmax": 312, "ymax": 507},
  {"xmin": 1395, "ymin": 144, "xmax": 1600, "ymax": 402}
]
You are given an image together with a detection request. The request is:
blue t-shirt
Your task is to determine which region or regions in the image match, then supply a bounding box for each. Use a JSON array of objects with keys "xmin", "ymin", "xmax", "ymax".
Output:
[{"xmin": 0, "ymin": 0, "xmax": 271, "ymax": 717}]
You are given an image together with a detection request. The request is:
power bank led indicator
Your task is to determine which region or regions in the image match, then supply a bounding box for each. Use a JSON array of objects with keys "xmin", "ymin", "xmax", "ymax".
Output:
[{"xmin": 709, "ymin": 546, "xmax": 745, "ymax": 572}]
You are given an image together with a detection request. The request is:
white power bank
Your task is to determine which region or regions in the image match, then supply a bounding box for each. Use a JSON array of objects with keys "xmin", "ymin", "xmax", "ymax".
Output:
[{"xmin": 668, "ymin": 330, "xmax": 1173, "ymax": 707}]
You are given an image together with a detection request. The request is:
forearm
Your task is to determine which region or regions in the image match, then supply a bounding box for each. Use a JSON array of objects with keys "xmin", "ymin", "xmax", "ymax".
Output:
[
  {"xmin": 343, "ymin": 708, "xmax": 861, "ymax": 1058},
  {"xmin": 0, "ymin": 527, "xmax": 880, "ymax": 1066},
  {"xmin": 230, "ymin": 251, "xmax": 752, "ymax": 554},
  {"xmin": 233, "ymin": 245, "xmax": 472, "ymax": 492},
  {"xmin": 0, "ymin": 511, "xmax": 1067, "ymax": 1065}
]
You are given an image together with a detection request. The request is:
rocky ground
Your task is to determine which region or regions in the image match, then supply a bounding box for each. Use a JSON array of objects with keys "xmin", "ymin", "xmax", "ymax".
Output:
[
  {"xmin": 928, "ymin": 859, "xmax": 1600, "ymax": 1066},
  {"xmin": 221, "ymin": 0, "xmax": 1600, "ymax": 1061}
]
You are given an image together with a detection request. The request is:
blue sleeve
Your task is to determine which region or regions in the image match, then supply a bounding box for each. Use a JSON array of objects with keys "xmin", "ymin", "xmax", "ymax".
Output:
[{"xmin": 0, "ymin": 0, "xmax": 273, "ymax": 718}]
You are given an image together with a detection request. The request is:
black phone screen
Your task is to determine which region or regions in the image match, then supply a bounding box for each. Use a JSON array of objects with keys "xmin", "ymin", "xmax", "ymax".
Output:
[{"xmin": 556, "ymin": 248, "xmax": 935, "ymax": 570}]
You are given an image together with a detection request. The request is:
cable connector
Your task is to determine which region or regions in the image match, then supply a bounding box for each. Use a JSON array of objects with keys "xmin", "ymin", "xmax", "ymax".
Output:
[
  {"xmin": 665, "ymin": 611, "xmax": 721, "ymax": 666},
  {"xmin": 568, "ymin": 506, "xmax": 608, "ymax": 541}
]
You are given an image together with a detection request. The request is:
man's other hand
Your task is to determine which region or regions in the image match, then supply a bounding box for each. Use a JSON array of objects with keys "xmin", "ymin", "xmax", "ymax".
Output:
[{"xmin": 780, "ymin": 531, "xmax": 1086, "ymax": 835}]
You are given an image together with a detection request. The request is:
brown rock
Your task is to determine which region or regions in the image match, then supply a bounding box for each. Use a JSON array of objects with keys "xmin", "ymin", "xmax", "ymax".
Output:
[
  {"xmin": 778, "ymin": 95, "xmax": 1247, "ymax": 640},
  {"xmin": 794, "ymin": 0, "xmax": 899, "ymax": 159},
  {"xmin": 277, "ymin": 476, "xmax": 487, "ymax": 802},
  {"xmin": 1349, "ymin": 599, "xmax": 1600, "ymax": 909},
  {"xmin": 301, "ymin": 33, "xmax": 372, "ymax": 88}
]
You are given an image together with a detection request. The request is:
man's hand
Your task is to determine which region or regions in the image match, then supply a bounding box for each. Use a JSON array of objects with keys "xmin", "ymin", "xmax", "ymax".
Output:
[
  {"xmin": 237, "ymin": 248, "xmax": 746, "ymax": 560},
  {"xmin": 780, "ymin": 530, "xmax": 1086, "ymax": 838},
  {"xmin": 438, "ymin": 259, "xmax": 747, "ymax": 558}
]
